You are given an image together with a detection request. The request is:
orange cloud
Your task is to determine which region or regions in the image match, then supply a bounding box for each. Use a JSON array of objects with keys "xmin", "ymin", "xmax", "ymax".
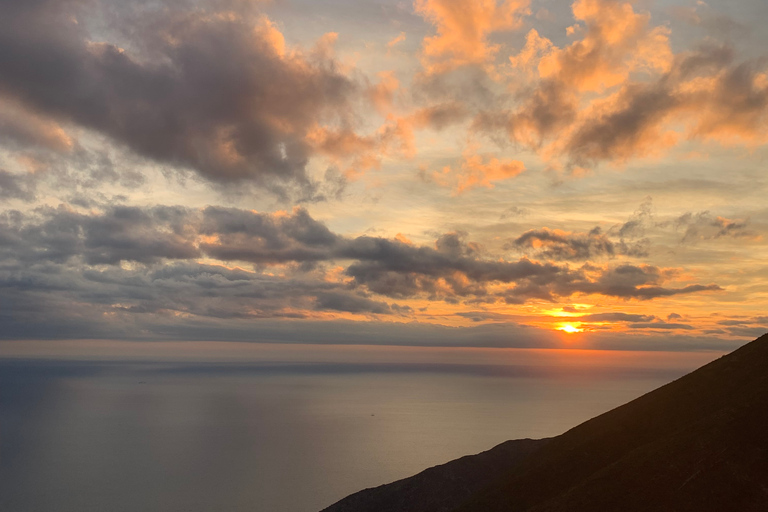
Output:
[
  {"xmin": 536, "ymin": 0, "xmax": 672, "ymax": 91},
  {"xmin": 682, "ymin": 67, "xmax": 768, "ymax": 144},
  {"xmin": 254, "ymin": 15, "xmax": 286, "ymax": 57},
  {"xmin": 387, "ymin": 31, "xmax": 406, "ymax": 52},
  {"xmin": 478, "ymin": 0, "xmax": 768, "ymax": 169},
  {"xmin": 431, "ymin": 144, "xmax": 525, "ymax": 194},
  {"xmin": 409, "ymin": 102, "xmax": 468, "ymax": 130},
  {"xmin": 0, "ymin": 98, "xmax": 74, "ymax": 153},
  {"xmin": 415, "ymin": 0, "xmax": 530, "ymax": 74},
  {"xmin": 368, "ymin": 71, "xmax": 401, "ymax": 114},
  {"xmin": 497, "ymin": 0, "xmax": 675, "ymax": 161},
  {"xmin": 509, "ymin": 29, "xmax": 553, "ymax": 75},
  {"xmin": 307, "ymin": 115, "xmax": 415, "ymax": 178}
]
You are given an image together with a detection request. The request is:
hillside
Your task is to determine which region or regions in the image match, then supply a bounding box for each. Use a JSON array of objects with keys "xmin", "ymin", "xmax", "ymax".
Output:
[
  {"xmin": 322, "ymin": 333, "xmax": 768, "ymax": 512},
  {"xmin": 320, "ymin": 438, "xmax": 548, "ymax": 512}
]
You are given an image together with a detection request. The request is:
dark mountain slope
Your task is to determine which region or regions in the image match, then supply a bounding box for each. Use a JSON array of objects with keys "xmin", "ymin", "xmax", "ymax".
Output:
[
  {"xmin": 323, "ymin": 332, "xmax": 768, "ymax": 512},
  {"xmin": 459, "ymin": 332, "xmax": 768, "ymax": 512},
  {"xmin": 320, "ymin": 438, "xmax": 548, "ymax": 512}
]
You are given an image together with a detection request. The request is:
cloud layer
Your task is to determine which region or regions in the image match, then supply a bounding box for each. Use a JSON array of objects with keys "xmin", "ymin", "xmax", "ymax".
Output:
[
  {"xmin": 0, "ymin": 0, "xmax": 359, "ymax": 196},
  {"xmin": 0, "ymin": 0, "xmax": 766, "ymax": 348}
]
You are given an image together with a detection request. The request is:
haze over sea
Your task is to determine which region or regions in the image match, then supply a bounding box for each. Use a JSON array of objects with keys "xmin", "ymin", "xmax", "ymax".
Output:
[{"xmin": 0, "ymin": 342, "xmax": 721, "ymax": 512}]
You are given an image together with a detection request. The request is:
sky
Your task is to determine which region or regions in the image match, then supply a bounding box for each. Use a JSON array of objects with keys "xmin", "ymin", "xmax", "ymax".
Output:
[{"xmin": 1, "ymin": 0, "xmax": 768, "ymax": 352}]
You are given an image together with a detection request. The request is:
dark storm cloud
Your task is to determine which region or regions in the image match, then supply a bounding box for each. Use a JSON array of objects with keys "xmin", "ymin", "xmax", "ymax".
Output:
[{"xmin": 0, "ymin": 0, "xmax": 355, "ymax": 195}]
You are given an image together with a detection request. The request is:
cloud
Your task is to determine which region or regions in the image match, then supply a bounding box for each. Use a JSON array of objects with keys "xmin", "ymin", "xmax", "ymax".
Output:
[
  {"xmin": 628, "ymin": 322, "xmax": 695, "ymax": 330},
  {"xmin": 455, "ymin": 311, "xmax": 517, "ymax": 322},
  {"xmin": 0, "ymin": 204, "xmax": 724, "ymax": 331},
  {"xmin": 557, "ymin": 45, "xmax": 768, "ymax": 166},
  {"xmin": 409, "ymin": 102, "xmax": 469, "ymax": 130},
  {"xmin": 367, "ymin": 71, "xmax": 401, "ymax": 114},
  {"xmin": 723, "ymin": 326, "xmax": 768, "ymax": 338},
  {"xmin": 510, "ymin": 198, "xmax": 653, "ymax": 261},
  {"xmin": 470, "ymin": 1, "xmax": 768, "ymax": 169},
  {"xmin": 314, "ymin": 291, "xmax": 394, "ymax": 315},
  {"xmin": 341, "ymin": 231, "xmax": 565, "ymax": 302},
  {"xmin": 342, "ymin": 235, "xmax": 718, "ymax": 303},
  {"xmin": 415, "ymin": 0, "xmax": 530, "ymax": 74},
  {"xmin": 0, "ymin": 1, "xmax": 357, "ymax": 196},
  {"xmin": 306, "ymin": 116, "xmax": 416, "ymax": 178},
  {"xmin": 387, "ymin": 31, "xmax": 407, "ymax": 52},
  {"xmin": 715, "ymin": 316, "xmax": 768, "ymax": 340},
  {"xmin": 481, "ymin": 0, "xmax": 673, "ymax": 156},
  {"xmin": 428, "ymin": 144, "xmax": 525, "ymax": 193},
  {"xmin": 674, "ymin": 211, "xmax": 754, "ymax": 243},
  {"xmin": 499, "ymin": 206, "xmax": 529, "ymax": 220},
  {"xmin": 548, "ymin": 263, "xmax": 722, "ymax": 300},
  {"xmin": 198, "ymin": 206, "xmax": 340, "ymax": 264},
  {"xmin": 611, "ymin": 197, "xmax": 653, "ymax": 240},
  {"xmin": 567, "ymin": 312, "xmax": 698, "ymax": 331},
  {"xmin": 511, "ymin": 227, "xmax": 616, "ymax": 261},
  {"xmin": 0, "ymin": 170, "xmax": 36, "ymax": 202},
  {"xmin": 561, "ymin": 80, "xmax": 679, "ymax": 166},
  {"xmin": 537, "ymin": 0, "xmax": 673, "ymax": 92},
  {"xmin": 575, "ymin": 312, "xmax": 654, "ymax": 323},
  {"xmin": 0, "ymin": 205, "xmax": 200, "ymax": 265},
  {"xmin": 508, "ymin": 29, "xmax": 554, "ymax": 75},
  {"xmin": 0, "ymin": 98, "xmax": 73, "ymax": 153}
]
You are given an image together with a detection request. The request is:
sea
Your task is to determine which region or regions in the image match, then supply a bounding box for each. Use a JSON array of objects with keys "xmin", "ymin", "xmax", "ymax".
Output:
[{"xmin": 0, "ymin": 341, "xmax": 723, "ymax": 512}]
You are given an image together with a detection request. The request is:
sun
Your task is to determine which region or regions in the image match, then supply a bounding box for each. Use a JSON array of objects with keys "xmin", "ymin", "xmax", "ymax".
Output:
[{"xmin": 557, "ymin": 323, "xmax": 584, "ymax": 334}]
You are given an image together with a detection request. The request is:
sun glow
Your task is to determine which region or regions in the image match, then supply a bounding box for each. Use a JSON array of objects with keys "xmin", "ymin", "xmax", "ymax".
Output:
[{"xmin": 557, "ymin": 323, "xmax": 584, "ymax": 334}]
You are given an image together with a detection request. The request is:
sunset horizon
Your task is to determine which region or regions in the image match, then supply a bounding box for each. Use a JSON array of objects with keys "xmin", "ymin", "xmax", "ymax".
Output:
[
  {"xmin": 1, "ymin": 0, "xmax": 767, "ymax": 510},
  {"xmin": 2, "ymin": 0, "xmax": 767, "ymax": 355}
]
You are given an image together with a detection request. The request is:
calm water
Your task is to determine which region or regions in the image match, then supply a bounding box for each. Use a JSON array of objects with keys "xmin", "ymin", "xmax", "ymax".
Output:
[{"xmin": 0, "ymin": 344, "xmax": 721, "ymax": 512}]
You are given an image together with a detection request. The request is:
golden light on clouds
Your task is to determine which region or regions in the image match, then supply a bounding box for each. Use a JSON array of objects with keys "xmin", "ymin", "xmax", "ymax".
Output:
[
  {"xmin": 0, "ymin": 0, "xmax": 766, "ymax": 350},
  {"xmin": 557, "ymin": 323, "xmax": 584, "ymax": 334}
]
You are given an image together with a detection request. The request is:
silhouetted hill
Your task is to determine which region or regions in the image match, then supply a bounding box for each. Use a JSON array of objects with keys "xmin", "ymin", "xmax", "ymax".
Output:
[
  {"xmin": 320, "ymin": 438, "xmax": 548, "ymax": 512},
  {"xmin": 322, "ymin": 333, "xmax": 768, "ymax": 512}
]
